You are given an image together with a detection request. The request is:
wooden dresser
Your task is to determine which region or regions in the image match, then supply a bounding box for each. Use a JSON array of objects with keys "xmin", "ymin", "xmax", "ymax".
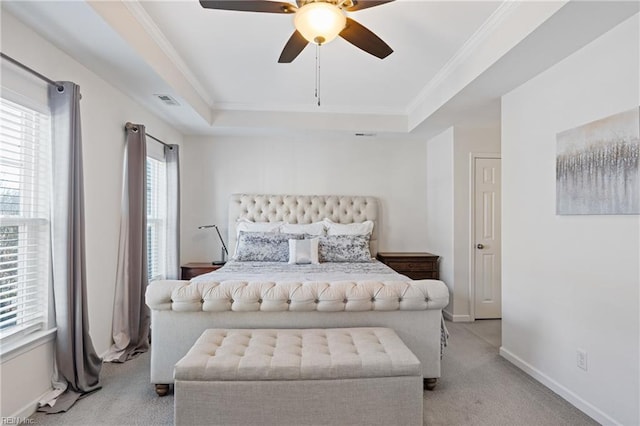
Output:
[
  {"xmin": 376, "ymin": 252, "xmax": 439, "ymax": 280},
  {"xmin": 180, "ymin": 262, "xmax": 224, "ymax": 280}
]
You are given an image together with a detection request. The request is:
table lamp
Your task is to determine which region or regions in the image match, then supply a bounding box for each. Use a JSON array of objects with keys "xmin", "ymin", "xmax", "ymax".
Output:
[{"xmin": 198, "ymin": 224, "xmax": 228, "ymax": 265}]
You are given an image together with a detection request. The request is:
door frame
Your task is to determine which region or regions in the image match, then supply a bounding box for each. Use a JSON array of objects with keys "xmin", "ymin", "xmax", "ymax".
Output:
[{"xmin": 468, "ymin": 152, "xmax": 501, "ymax": 321}]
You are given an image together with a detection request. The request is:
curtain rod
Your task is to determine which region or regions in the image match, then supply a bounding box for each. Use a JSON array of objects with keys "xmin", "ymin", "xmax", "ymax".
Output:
[
  {"xmin": 125, "ymin": 122, "xmax": 173, "ymax": 149},
  {"xmin": 0, "ymin": 52, "xmax": 64, "ymax": 92}
]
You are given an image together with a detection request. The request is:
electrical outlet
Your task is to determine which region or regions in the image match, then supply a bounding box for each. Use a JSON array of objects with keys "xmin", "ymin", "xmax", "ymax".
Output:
[{"xmin": 576, "ymin": 349, "xmax": 588, "ymax": 371}]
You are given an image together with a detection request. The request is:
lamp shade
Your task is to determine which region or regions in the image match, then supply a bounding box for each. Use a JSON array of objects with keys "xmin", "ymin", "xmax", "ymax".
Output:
[{"xmin": 294, "ymin": 2, "xmax": 346, "ymax": 45}]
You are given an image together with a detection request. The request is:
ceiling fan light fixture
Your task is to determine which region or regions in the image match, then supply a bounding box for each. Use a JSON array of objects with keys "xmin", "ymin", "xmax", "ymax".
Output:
[{"xmin": 294, "ymin": 2, "xmax": 346, "ymax": 45}]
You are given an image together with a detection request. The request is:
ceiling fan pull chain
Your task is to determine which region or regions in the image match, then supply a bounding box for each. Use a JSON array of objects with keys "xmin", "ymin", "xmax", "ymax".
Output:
[{"xmin": 315, "ymin": 44, "xmax": 321, "ymax": 107}]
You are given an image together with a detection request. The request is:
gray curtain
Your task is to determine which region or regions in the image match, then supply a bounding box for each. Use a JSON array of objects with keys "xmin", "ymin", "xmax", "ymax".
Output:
[
  {"xmin": 165, "ymin": 144, "xmax": 180, "ymax": 280},
  {"xmin": 103, "ymin": 123, "xmax": 149, "ymax": 362},
  {"xmin": 39, "ymin": 81, "xmax": 102, "ymax": 413}
]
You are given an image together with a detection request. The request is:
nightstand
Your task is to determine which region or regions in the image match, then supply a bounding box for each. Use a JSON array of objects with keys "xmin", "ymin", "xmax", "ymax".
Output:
[
  {"xmin": 376, "ymin": 252, "xmax": 439, "ymax": 280},
  {"xmin": 180, "ymin": 262, "xmax": 224, "ymax": 280}
]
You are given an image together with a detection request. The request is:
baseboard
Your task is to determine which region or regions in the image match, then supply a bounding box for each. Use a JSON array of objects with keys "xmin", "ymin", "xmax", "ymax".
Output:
[
  {"xmin": 442, "ymin": 310, "xmax": 473, "ymax": 322},
  {"xmin": 99, "ymin": 347, "xmax": 111, "ymax": 360},
  {"xmin": 9, "ymin": 388, "xmax": 52, "ymax": 421},
  {"xmin": 499, "ymin": 347, "xmax": 621, "ymax": 426}
]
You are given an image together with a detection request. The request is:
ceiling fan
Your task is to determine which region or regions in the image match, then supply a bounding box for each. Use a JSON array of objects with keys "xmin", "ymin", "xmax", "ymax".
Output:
[{"xmin": 199, "ymin": 0, "xmax": 394, "ymax": 63}]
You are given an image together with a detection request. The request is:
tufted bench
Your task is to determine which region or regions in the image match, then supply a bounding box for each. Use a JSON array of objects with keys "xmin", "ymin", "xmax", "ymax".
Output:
[{"xmin": 174, "ymin": 327, "xmax": 423, "ymax": 426}]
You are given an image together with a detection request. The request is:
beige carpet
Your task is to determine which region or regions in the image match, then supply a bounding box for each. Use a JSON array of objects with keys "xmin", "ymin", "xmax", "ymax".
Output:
[
  {"xmin": 29, "ymin": 320, "xmax": 598, "ymax": 425},
  {"xmin": 425, "ymin": 320, "xmax": 598, "ymax": 425}
]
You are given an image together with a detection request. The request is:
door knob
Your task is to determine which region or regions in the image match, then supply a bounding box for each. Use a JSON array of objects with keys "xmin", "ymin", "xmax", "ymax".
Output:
[{"xmin": 476, "ymin": 244, "xmax": 484, "ymax": 249}]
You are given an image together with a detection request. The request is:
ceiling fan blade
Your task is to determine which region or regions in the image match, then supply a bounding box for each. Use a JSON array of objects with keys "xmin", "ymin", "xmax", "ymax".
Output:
[
  {"xmin": 199, "ymin": 0, "xmax": 296, "ymax": 14},
  {"xmin": 339, "ymin": 17, "xmax": 393, "ymax": 59},
  {"xmin": 345, "ymin": 0, "xmax": 395, "ymax": 12},
  {"xmin": 278, "ymin": 30, "xmax": 309, "ymax": 63}
]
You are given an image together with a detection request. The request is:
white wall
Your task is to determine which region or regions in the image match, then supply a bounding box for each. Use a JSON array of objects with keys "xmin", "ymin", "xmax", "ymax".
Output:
[
  {"xmin": 181, "ymin": 131, "xmax": 430, "ymax": 262},
  {"xmin": 0, "ymin": 10, "xmax": 183, "ymax": 418},
  {"xmin": 501, "ymin": 14, "xmax": 639, "ymax": 426},
  {"xmin": 425, "ymin": 124, "xmax": 501, "ymax": 320},
  {"xmin": 426, "ymin": 128, "xmax": 455, "ymax": 313}
]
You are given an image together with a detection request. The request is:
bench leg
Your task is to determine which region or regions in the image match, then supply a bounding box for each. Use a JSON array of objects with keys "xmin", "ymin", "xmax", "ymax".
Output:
[
  {"xmin": 424, "ymin": 378, "xmax": 438, "ymax": 391},
  {"xmin": 155, "ymin": 384, "xmax": 170, "ymax": 396}
]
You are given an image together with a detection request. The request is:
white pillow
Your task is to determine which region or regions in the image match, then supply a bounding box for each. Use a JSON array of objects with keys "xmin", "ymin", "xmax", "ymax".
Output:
[
  {"xmin": 288, "ymin": 238, "xmax": 320, "ymax": 264},
  {"xmin": 280, "ymin": 222, "xmax": 326, "ymax": 236},
  {"xmin": 236, "ymin": 219, "xmax": 282, "ymax": 238},
  {"xmin": 324, "ymin": 218, "xmax": 374, "ymax": 236}
]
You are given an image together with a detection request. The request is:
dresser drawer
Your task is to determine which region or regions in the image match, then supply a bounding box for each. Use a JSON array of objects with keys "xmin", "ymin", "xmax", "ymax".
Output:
[
  {"xmin": 404, "ymin": 271, "xmax": 439, "ymax": 280},
  {"xmin": 385, "ymin": 260, "xmax": 437, "ymax": 272},
  {"xmin": 181, "ymin": 263, "xmax": 224, "ymax": 280},
  {"xmin": 376, "ymin": 252, "xmax": 440, "ymax": 280}
]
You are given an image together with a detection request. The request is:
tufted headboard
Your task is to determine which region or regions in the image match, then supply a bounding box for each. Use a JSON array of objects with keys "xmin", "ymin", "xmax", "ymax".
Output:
[{"xmin": 228, "ymin": 194, "xmax": 379, "ymax": 256}]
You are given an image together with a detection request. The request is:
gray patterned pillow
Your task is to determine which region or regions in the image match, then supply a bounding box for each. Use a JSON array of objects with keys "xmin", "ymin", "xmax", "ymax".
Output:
[
  {"xmin": 318, "ymin": 234, "xmax": 372, "ymax": 262},
  {"xmin": 235, "ymin": 231, "xmax": 303, "ymax": 262}
]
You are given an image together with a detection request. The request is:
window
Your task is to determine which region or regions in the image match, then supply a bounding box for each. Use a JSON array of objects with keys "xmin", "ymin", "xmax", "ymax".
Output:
[
  {"xmin": 0, "ymin": 96, "xmax": 51, "ymax": 343},
  {"xmin": 146, "ymin": 156, "xmax": 167, "ymax": 282}
]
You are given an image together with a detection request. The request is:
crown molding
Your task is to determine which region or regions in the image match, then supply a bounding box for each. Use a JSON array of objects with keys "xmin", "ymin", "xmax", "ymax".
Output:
[
  {"xmin": 406, "ymin": 0, "xmax": 521, "ymax": 116},
  {"xmin": 122, "ymin": 1, "xmax": 214, "ymax": 106},
  {"xmin": 213, "ymin": 101, "xmax": 406, "ymax": 116},
  {"xmin": 210, "ymin": 108, "xmax": 408, "ymax": 133}
]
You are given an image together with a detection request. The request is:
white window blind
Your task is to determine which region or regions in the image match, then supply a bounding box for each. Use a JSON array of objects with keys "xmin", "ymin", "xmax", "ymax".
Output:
[
  {"xmin": 146, "ymin": 156, "xmax": 167, "ymax": 282},
  {"xmin": 0, "ymin": 97, "xmax": 51, "ymax": 341}
]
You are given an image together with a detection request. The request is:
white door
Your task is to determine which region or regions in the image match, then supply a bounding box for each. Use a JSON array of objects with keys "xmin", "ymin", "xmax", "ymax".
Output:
[{"xmin": 474, "ymin": 157, "xmax": 502, "ymax": 319}]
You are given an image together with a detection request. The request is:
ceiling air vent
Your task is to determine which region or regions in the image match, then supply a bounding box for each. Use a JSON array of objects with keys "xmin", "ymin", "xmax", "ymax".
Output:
[
  {"xmin": 154, "ymin": 94, "xmax": 180, "ymax": 106},
  {"xmin": 355, "ymin": 132, "xmax": 377, "ymax": 137}
]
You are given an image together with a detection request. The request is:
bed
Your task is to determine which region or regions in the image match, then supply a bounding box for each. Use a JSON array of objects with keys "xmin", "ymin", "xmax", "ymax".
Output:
[{"xmin": 145, "ymin": 194, "xmax": 449, "ymax": 395}]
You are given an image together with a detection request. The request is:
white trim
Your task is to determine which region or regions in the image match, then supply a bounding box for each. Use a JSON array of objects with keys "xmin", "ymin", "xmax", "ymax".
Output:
[
  {"xmin": 406, "ymin": 1, "xmax": 521, "ymax": 115},
  {"xmin": 500, "ymin": 347, "xmax": 621, "ymax": 426},
  {"xmin": 9, "ymin": 387, "xmax": 55, "ymax": 420},
  {"xmin": 99, "ymin": 347, "xmax": 111, "ymax": 360},
  {"xmin": 0, "ymin": 328, "xmax": 56, "ymax": 363},
  {"xmin": 123, "ymin": 1, "xmax": 213, "ymax": 106},
  {"xmin": 0, "ymin": 86, "xmax": 50, "ymax": 115},
  {"xmin": 443, "ymin": 309, "xmax": 473, "ymax": 323},
  {"xmin": 213, "ymin": 101, "xmax": 406, "ymax": 116},
  {"xmin": 468, "ymin": 152, "xmax": 501, "ymax": 322},
  {"xmin": 146, "ymin": 138, "xmax": 166, "ymax": 162}
]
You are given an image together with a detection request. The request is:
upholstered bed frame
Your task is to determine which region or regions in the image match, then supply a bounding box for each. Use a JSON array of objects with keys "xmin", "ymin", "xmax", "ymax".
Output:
[
  {"xmin": 145, "ymin": 194, "xmax": 449, "ymax": 395},
  {"xmin": 228, "ymin": 194, "xmax": 379, "ymax": 255}
]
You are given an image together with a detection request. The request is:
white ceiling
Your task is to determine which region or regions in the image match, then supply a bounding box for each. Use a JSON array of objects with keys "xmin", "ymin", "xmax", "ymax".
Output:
[
  {"xmin": 3, "ymin": 1, "xmax": 639, "ymax": 136},
  {"xmin": 138, "ymin": 0, "xmax": 501, "ymax": 112}
]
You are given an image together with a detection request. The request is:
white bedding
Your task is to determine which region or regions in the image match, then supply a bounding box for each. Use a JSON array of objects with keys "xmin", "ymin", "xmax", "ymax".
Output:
[{"xmin": 190, "ymin": 260, "xmax": 410, "ymax": 284}]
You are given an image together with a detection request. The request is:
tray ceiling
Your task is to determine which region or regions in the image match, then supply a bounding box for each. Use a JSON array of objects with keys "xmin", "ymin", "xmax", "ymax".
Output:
[{"xmin": 2, "ymin": 1, "xmax": 638, "ymax": 135}]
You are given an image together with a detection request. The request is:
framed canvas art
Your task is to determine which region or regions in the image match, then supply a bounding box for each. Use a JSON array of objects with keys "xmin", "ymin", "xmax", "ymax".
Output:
[{"xmin": 556, "ymin": 107, "xmax": 639, "ymax": 215}]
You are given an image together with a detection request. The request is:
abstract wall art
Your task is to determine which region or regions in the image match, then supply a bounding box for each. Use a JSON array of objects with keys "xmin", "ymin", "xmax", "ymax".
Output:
[{"xmin": 556, "ymin": 107, "xmax": 639, "ymax": 215}]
